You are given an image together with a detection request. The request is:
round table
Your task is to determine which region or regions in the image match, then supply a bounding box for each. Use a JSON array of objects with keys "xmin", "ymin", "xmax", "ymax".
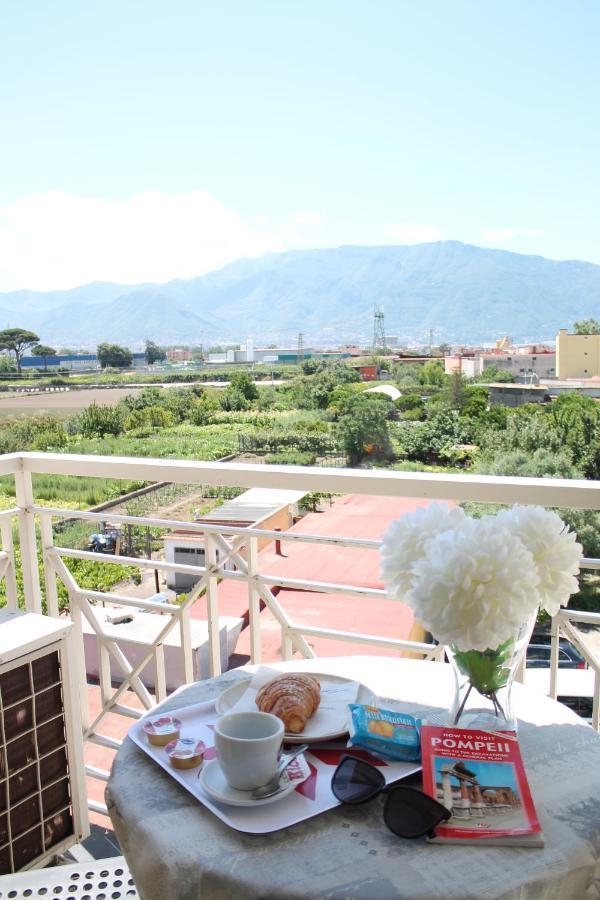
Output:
[{"xmin": 106, "ymin": 657, "xmax": 600, "ymax": 900}]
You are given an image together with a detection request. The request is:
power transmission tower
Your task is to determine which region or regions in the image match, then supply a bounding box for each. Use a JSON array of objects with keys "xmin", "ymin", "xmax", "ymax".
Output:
[
  {"xmin": 373, "ymin": 305, "xmax": 386, "ymax": 352},
  {"xmin": 429, "ymin": 328, "xmax": 434, "ymax": 355},
  {"xmin": 296, "ymin": 332, "xmax": 305, "ymax": 364}
]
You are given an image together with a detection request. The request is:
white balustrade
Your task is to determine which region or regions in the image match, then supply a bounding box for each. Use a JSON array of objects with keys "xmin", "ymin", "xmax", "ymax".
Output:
[{"xmin": 0, "ymin": 450, "xmax": 598, "ymax": 819}]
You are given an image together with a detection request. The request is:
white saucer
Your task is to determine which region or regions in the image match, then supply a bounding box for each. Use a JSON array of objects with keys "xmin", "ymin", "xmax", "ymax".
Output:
[{"xmin": 199, "ymin": 758, "xmax": 306, "ymax": 807}]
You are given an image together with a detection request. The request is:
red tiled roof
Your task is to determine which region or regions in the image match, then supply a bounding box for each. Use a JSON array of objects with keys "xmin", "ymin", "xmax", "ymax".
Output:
[{"xmin": 192, "ymin": 494, "xmax": 435, "ymax": 660}]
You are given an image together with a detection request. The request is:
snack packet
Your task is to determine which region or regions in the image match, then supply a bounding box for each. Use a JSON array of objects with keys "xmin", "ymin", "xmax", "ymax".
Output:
[{"xmin": 348, "ymin": 704, "xmax": 421, "ymax": 761}]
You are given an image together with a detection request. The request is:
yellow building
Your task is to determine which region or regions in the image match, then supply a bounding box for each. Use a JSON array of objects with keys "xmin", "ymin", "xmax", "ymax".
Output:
[{"xmin": 556, "ymin": 329, "xmax": 600, "ymax": 378}]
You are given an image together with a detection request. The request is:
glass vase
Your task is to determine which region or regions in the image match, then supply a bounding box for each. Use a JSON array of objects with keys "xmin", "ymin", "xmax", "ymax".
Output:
[{"xmin": 446, "ymin": 613, "xmax": 537, "ymax": 732}]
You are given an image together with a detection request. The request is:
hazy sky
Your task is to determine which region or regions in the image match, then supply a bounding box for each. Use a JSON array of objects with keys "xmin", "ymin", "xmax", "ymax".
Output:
[{"xmin": 1, "ymin": 1, "xmax": 599, "ymax": 290}]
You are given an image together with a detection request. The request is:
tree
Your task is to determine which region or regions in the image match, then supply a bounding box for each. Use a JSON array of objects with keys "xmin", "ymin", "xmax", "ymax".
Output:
[
  {"xmin": 419, "ymin": 359, "xmax": 446, "ymax": 388},
  {"xmin": 301, "ymin": 359, "xmax": 321, "ymax": 375},
  {"xmin": 395, "ymin": 393, "xmax": 425, "ymax": 420},
  {"xmin": 547, "ymin": 393, "xmax": 599, "ymax": 466},
  {"xmin": 0, "ymin": 328, "xmax": 40, "ymax": 374},
  {"xmin": 445, "ymin": 371, "xmax": 467, "ymax": 410},
  {"xmin": 229, "ymin": 371, "xmax": 258, "ymax": 401},
  {"xmin": 220, "ymin": 387, "xmax": 250, "ymax": 411},
  {"xmin": 144, "ymin": 340, "xmax": 166, "ymax": 365},
  {"xmin": 574, "ymin": 319, "xmax": 600, "ymax": 335},
  {"xmin": 476, "ymin": 447, "xmax": 580, "ymax": 479},
  {"xmin": 97, "ymin": 343, "xmax": 133, "ymax": 369},
  {"xmin": 32, "ymin": 344, "xmax": 57, "ymax": 372},
  {"xmin": 473, "ymin": 365, "xmax": 514, "ymax": 384},
  {"xmin": 337, "ymin": 397, "xmax": 392, "ymax": 465},
  {"xmin": 190, "ymin": 392, "xmax": 220, "ymax": 425},
  {"xmin": 73, "ymin": 403, "xmax": 125, "ymax": 437}
]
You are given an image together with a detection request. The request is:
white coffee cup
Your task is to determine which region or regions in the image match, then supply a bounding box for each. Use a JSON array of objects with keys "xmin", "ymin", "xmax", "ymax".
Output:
[{"xmin": 214, "ymin": 711, "xmax": 284, "ymax": 791}]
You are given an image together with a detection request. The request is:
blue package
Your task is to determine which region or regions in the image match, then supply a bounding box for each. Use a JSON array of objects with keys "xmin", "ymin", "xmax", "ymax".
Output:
[{"xmin": 348, "ymin": 704, "xmax": 421, "ymax": 761}]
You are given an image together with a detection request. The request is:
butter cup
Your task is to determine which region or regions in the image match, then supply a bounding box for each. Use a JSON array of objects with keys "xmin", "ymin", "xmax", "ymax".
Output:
[
  {"xmin": 143, "ymin": 715, "xmax": 182, "ymax": 747},
  {"xmin": 166, "ymin": 737, "xmax": 205, "ymax": 770}
]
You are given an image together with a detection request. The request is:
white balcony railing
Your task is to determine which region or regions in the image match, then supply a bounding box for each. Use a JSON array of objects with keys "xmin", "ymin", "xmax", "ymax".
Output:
[{"xmin": 0, "ymin": 451, "xmax": 599, "ymax": 818}]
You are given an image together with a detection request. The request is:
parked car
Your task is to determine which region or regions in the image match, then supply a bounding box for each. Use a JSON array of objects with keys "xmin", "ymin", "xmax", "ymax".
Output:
[
  {"xmin": 558, "ymin": 695, "xmax": 593, "ymax": 721},
  {"xmin": 526, "ymin": 641, "xmax": 586, "ymax": 669}
]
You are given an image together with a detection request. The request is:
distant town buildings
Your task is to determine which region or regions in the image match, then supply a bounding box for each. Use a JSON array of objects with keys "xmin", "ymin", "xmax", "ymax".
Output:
[
  {"xmin": 165, "ymin": 348, "xmax": 192, "ymax": 363},
  {"xmin": 445, "ymin": 345, "xmax": 556, "ymax": 381},
  {"xmin": 17, "ymin": 352, "xmax": 146, "ymax": 371},
  {"xmin": 10, "ymin": 331, "xmax": 599, "ymax": 383},
  {"xmin": 207, "ymin": 338, "xmax": 354, "ymax": 366},
  {"xmin": 556, "ymin": 329, "xmax": 600, "ymax": 378}
]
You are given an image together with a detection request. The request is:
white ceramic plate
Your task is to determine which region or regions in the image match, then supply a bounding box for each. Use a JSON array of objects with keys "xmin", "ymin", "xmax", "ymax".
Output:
[
  {"xmin": 199, "ymin": 757, "xmax": 308, "ymax": 807},
  {"xmin": 215, "ymin": 673, "xmax": 376, "ymax": 743}
]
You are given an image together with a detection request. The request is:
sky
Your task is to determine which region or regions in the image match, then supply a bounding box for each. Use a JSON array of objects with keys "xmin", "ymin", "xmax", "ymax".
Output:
[
  {"xmin": 1, "ymin": 0, "xmax": 599, "ymax": 291},
  {"xmin": 434, "ymin": 758, "xmax": 518, "ymax": 793}
]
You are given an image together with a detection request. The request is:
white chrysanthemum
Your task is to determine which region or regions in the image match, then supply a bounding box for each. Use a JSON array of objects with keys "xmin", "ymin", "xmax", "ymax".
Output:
[
  {"xmin": 497, "ymin": 506, "xmax": 582, "ymax": 616},
  {"xmin": 380, "ymin": 503, "xmax": 466, "ymax": 600},
  {"xmin": 407, "ymin": 517, "xmax": 540, "ymax": 651}
]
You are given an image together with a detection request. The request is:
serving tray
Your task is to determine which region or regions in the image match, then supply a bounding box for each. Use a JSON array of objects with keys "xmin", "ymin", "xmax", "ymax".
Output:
[{"xmin": 129, "ymin": 699, "xmax": 421, "ymax": 834}]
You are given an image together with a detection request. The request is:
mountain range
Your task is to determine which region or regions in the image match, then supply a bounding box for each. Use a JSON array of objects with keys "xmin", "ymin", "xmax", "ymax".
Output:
[{"xmin": 1, "ymin": 241, "xmax": 598, "ymax": 347}]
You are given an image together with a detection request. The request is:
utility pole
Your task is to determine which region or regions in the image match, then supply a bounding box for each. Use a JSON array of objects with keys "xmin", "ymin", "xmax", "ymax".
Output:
[{"xmin": 373, "ymin": 305, "xmax": 386, "ymax": 353}]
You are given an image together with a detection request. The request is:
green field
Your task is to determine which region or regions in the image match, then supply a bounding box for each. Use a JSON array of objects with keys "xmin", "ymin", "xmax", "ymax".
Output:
[{"xmin": 0, "ymin": 359, "xmax": 598, "ymax": 615}]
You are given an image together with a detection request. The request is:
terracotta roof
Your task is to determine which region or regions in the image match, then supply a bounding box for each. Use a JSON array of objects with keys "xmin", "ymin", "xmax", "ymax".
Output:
[{"xmin": 193, "ymin": 493, "xmax": 436, "ymax": 660}]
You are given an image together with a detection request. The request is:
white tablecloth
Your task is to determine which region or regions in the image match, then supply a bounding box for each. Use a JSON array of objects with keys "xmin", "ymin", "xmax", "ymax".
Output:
[{"xmin": 106, "ymin": 657, "xmax": 600, "ymax": 900}]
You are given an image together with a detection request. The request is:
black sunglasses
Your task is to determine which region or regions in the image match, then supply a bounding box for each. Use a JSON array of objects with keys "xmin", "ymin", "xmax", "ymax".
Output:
[{"xmin": 331, "ymin": 756, "xmax": 451, "ymax": 839}]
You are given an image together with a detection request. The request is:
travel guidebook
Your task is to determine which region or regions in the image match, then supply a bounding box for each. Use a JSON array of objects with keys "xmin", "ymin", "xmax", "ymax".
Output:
[{"xmin": 420, "ymin": 725, "xmax": 544, "ymax": 847}]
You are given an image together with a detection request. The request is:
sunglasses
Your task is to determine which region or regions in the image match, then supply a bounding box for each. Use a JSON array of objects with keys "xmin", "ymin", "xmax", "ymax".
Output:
[{"xmin": 331, "ymin": 756, "xmax": 451, "ymax": 839}]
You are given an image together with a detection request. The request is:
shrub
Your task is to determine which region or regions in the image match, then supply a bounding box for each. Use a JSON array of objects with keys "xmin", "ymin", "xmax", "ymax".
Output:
[
  {"xmin": 229, "ymin": 372, "xmax": 259, "ymax": 401},
  {"xmin": 125, "ymin": 406, "xmax": 175, "ymax": 431},
  {"xmin": 72, "ymin": 402, "xmax": 126, "ymax": 437},
  {"xmin": 220, "ymin": 388, "xmax": 250, "ymax": 411},
  {"xmin": 0, "ymin": 416, "xmax": 68, "ymax": 453},
  {"xmin": 190, "ymin": 394, "xmax": 221, "ymax": 425},
  {"xmin": 264, "ymin": 450, "xmax": 317, "ymax": 465},
  {"xmin": 238, "ymin": 428, "xmax": 337, "ymax": 453}
]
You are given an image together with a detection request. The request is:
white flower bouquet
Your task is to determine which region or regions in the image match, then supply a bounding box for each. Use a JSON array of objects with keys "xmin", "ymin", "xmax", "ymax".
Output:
[{"xmin": 381, "ymin": 503, "xmax": 582, "ymax": 726}]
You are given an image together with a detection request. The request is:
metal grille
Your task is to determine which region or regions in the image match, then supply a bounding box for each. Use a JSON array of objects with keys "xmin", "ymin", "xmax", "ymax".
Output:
[
  {"xmin": 0, "ymin": 650, "xmax": 73, "ymax": 874},
  {"xmin": 0, "ymin": 856, "xmax": 138, "ymax": 898}
]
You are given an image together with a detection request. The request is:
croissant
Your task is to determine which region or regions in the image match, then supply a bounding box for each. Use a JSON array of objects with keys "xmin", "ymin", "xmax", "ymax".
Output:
[{"xmin": 256, "ymin": 674, "xmax": 321, "ymax": 733}]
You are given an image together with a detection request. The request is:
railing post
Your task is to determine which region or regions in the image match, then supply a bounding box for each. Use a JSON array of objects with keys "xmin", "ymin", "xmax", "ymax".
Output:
[
  {"xmin": 0, "ymin": 516, "xmax": 19, "ymax": 610},
  {"xmin": 39, "ymin": 511, "xmax": 60, "ymax": 617},
  {"xmin": 154, "ymin": 644, "xmax": 167, "ymax": 703},
  {"xmin": 247, "ymin": 536, "xmax": 262, "ymax": 665},
  {"xmin": 281, "ymin": 629, "xmax": 294, "ymax": 661},
  {"xmin": 549, "ymin": 615, "xmax": 560, "ymax": 700},
  {"xmin": 98, "ymin": 641, "xmax": 113, "ymax": 711},
  {"xmin": 204, "ymin": 534, "xmax": 222, "ymax": 677},
  {"xmin": 14, "ymin": 468, "xmax": 42, "ymax": 613},
  {"xmin": 179, "ymin": 604, "xmax": 195, "ymax": 684},
  {"xmin": 593, "ymin": 673, "xmax": 600, "ymax": 732}
]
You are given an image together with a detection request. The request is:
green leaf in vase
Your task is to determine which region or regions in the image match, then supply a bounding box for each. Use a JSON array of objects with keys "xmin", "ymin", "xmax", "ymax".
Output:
[{"xmin": 452, "ymin": 638, "xmax": 515, "ymax": 695}]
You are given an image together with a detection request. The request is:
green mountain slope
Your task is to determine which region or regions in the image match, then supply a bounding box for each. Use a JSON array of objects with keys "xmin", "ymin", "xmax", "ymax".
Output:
[{"xmin": 1, "ymin": 241, "xmax": 598, "ymax": 345}]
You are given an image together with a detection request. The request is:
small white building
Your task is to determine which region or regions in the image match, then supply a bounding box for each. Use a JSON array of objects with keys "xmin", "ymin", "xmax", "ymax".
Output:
[{"xmin": 163, "ymin": 487, "xmax": 305, "ymax": 591}]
